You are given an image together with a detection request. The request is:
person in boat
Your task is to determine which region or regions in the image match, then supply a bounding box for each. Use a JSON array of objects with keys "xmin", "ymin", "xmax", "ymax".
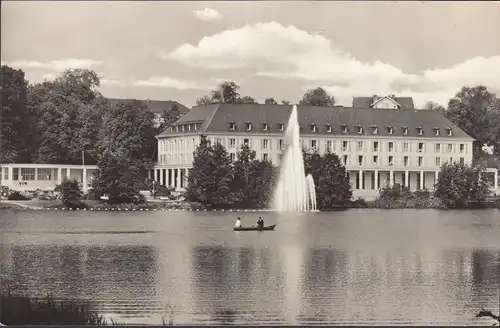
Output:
[
  {"xmin": 257, "ymin": 217, "xmax": 264, "ymax": 228},
  {"xmin": 235, "ymin": 217, "xmax": 242, "ymax": 228}
]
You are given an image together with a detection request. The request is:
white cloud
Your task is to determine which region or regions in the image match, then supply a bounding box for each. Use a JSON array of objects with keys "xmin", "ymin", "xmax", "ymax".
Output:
[
  {"xmin": 2, "ymin": 59, "xmax": 103, "ymax": 71},
  {"xmin": 164, "ymin": 21, "xmax": 500, "ymax": 107},
  {"xmin": 133, "ymin": 76, "xmax": 207, "ymax": 91},
  {"xmin": 101, "ymin": 77, "xmax": 126, "ymax": 87},
  {"xmin": 193, "ymin": 8, "xmax": 222, "ymax": 21}
]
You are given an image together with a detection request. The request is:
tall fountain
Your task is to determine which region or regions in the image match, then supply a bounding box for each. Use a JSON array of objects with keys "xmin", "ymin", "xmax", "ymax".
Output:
[{"xmin": 272, "ymin": 105, "xmax": 317, "ymax": 212}]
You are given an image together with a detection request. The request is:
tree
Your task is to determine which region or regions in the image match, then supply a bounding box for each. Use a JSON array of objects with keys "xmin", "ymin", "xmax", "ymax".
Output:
[
  {"xmin": 434, "ymin": 163, "xmax": 491, "ymax": 208},
  {"xmin": 445, "ymin": 86, "xmax": 500, "ymax": 157},
  {"xmin": 281, "ymin": 100, "xmax": 291, "ymax": 105},
  {"xmin": 303, "ymin": 149, "xmax": 352, "ymax": 209},
  {"xmin": 57, "ymin": 178, "xmax": 84, "ymax": 208},
  {"xmin": 234, "ymin": 96, "xmax": 258, "ymax": 104},
  {"xmin": 424, "ymin": 101, "xmax": 445, "ymax": 114},
  {"xmin": 195, "ymin": 95, "xmax": 213, "ymax": 106},
  {"xmin": 91, "ymin": 151, "xmax": 144, "ymax": 204},
  {"xmin": 186, "ymin": 135, "xmax": 236, "ymax": 208},
  {"xmin": 195, "ymin": 81, "xmax": 257, "ymax": 106},
  {"xmin": 299, "ymin": 87, "xmax": 335, "ymax": 107},
  {"xmin": 158, "ymin": 103, "xmax": 181, "ymax": 132},
  {"xmin": 0, "ymin": 65, "xmax": 33, "ymax": 163},
  {"xmin": 265, "ymin": 97, "xmax": 278, "ymax": 105}
]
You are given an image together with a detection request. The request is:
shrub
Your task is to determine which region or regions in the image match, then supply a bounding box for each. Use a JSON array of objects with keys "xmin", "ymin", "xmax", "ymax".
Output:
[
  {"xmin": 7, "ymin": 191, "xmax": 30, "ymax": 201},
  {"xmin": 58, "ymin": 179, "xmax": 86, "ymax": 209}
]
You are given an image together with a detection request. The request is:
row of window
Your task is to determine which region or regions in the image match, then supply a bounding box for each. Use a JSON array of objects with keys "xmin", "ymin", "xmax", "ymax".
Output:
[
  {"xmin": 227, "ymin": 122, "xmax": 454, "ymax": 136},
  {"xmin": 168, "ymin": 124, "xmax": 200, "ymax": 133},
  {"xmin": 341, "ymin": 155, "xmax": 465, "ymax": 168},
  {"xmin": 1, "ymin": 168, "xmax": 60, "ymax": 181}
]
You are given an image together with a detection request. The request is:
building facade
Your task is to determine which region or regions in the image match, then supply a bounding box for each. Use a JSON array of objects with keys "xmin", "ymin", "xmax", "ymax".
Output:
[
  {"xmin": 153, "ymin": 100, "xmax": 498, "ymax": 200},
  {"xmin": 0, "ymin": 163, "xmax": 97, "ymax": 193}
]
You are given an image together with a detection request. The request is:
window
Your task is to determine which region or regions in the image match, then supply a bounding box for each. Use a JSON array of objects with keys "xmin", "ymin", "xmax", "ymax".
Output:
[
  {"xmin": 326, "ymin": 140, "xmax": 333, "ymax": 152},
  {"xmin": 215, "ymin": 137, "xmax": 223, "ymax": 145},
  {"xmin": 357, "ymin": 141, "xmax": 364, "ymax": 151},
  {"xmin": 229, "ymin": 122, "xmax": 236, "ymax": 131},
  {"xmin": 176, "ymin": 126, "xmax": 179, "ymax": 132},
  {"xmin": 262, "ymin": 123, "xmax": 268, "ymax": 131},
  {"xmin": 358, "ymin": 155, "xmax": 363, "ymax": 166},
  {"xmin": 311, "ymin": 124, "xmax": 317, "ymax": 132},
  {"xmin": 417, "ymin": 127, "xmax": 423, "ymax": 135},
  {"xmin": 310, "ymin": 140, "xmax": 317, "ymax": 150},
  {"xmin": 279, "ymin": 139, "xmax": 285, "ymax": 150},
  {"xmin": 403, "ymin": 142, "xmax": 409, "ymax": 152},
  {"xmin": 194, "ymin": 124, "xmax": 198, "ymax": 131},
  {"xmin": 373, "ymin": 155, "xmax": 379, "ymax": 165},
  {"xmin": 418, "ymin": 142, "xmax": 424, "ymax": 153},
  {"xmin": 357, "ymin": 126, "xmax": 363, "ymax": 134},
  {"xmin": 434, "ymin": 128, "xmax": 440, "ymax": 136},
  {"xmin": 342, "ymin": 141, "xmax": 349, "ymax": 152},
  {"xmin": 341, "ymin": 125, "xmax": 348, "ymax": 133},
  {"xmin": 403, "ymin": 127, "xmax": 408, "ymax": 135},
  {"xmin": 278, "ymin": 123, "xmax": 285, "ymax": 131},
  {"xmin": 243, "ymin": 138, "xmax": 250, "ymax": 146},
  {"xmin": 418, "ymin": 156, "xmax": 423, "ymax": 167},
  {"xmin": 20, "ymin": 168, "xmax": 35, "ymax": 180},
  {"xmin": 230, "ymin": 153, "xmax": 236, "ymax": 161},
  {"xmin": 446, "ymin": 128, "xmax": 453, "ymax": 136},
  {"xmin": 188, "ymin": 124, "xmax": 191, "ymax": 131},
  {"xmin": 262, "ymin": 153, "xmax": 269, "ymax": 162},
  {"xmin": 460, "ymin": 157, "xmax": 464, "ymax": 165},
  {"xmin": 373, "ymin": 141, "xmax": 379, "ymax": 152},
  {"xmin": 388, "ymin": 156, "xmax": 394, "ymax": 166},
  {"xmin": 372, "ymin": 126, "xmax": 379, "ymax": 134},
  {"xmin": 449, "ymin": 157, "xmax": 453, "ymax": 164},
  {"xmin": 342, "ymin": 155, "xmax": 348, "ymax": 166},
  {"xmin": 435, "ymin": 144, "xmax": 441, "ymax": 153},
  {"xmin": 459, "ymin": 144, "xmax": 464, "ymax": 153},
  {"xmin": 387, "ymin": 126, "xmax": 393, "ymax": 135},
  {"xmin": 261, "ymin": 139, "xmax": 269, "ymax": 149},
  {"xmin": 181, "ymin": 125, "xmax": 185, "ymax": 132},
  {"xmin": 37, "ymin": 168, "xmax": 52, "ymax": 180},
  {"xmin": 13, "ymin": 168, "xmax": 19, "ymax": 180},
  {"xmin": 245, "ymin": 123, "xmax": 252, "ymax": 131},
  {"xmin": 447, "ymin": 143, "xmax": 453, "ymax": 153},
  {"xmin": 403, "ymin": 156, "xmax": 409, "ymax": 167},
  {"xmin": 229, "ymin": 138, "xmax": 236, "ymax": 148},
  {"xmin": 326, "ymin": 124, "xmax": 332, "ymax": 132},
  {"xmin": 169, "ymin": 126, "xmax": 173, "ymax": 132},
  {"xmin": 435, "ymin": 157, "xmax": 441, "ymax": 166},
  {"xmin": 388, "ymin": 142, "xmax": 394, "ymax": 152},
  {"xmin": 3, "ymin": 167, "xmax": 8, "ymax": 180}
]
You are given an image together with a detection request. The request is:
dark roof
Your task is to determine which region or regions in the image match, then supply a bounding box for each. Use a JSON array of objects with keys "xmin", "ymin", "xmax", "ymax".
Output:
[
  {"xmin": 106, "ymin": 98, "xmax": 190, "ymax": 115},
  {"xmin": 353, "ymin": 96, "xmax": 415, "ymax": 110},
  {"xmin": 157, "ymin": 103, "xmax": 473, "ymax": 140}
]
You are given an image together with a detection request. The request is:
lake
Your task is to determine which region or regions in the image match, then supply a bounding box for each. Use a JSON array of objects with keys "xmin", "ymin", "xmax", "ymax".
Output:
[{"xmin": 1, "ymin": 209, "xmax": 499, "ymax": 325}]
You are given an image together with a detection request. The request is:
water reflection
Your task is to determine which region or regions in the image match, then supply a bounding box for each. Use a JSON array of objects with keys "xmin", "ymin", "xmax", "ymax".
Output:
[{"xmin": 1, "ymin": 210, "xmax": 500, "ymax": 325}]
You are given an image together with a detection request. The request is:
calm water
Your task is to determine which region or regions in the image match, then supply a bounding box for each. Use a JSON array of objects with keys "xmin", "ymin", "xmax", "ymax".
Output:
[{"xmin": 1, "ymin": 209, "xmax": 499, "ymax": 325}]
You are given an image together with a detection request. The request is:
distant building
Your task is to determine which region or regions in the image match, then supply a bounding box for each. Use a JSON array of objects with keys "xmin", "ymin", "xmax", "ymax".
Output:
[
  {"xmin": 353, "ymin": 95, "xmax": 415, "ymax": 110},
  {"xmin": 107, "ymin": 98, "xmax": 190, "ymax": 127},
  {"xmin": 153, "ymin": 98, "xmax": 498, "ymax": 199}
]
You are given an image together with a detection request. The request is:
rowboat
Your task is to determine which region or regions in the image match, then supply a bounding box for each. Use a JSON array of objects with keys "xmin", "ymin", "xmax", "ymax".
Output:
[{"xmin": 233, "ymin": 224, "xmax": 276, "ymax": 231}]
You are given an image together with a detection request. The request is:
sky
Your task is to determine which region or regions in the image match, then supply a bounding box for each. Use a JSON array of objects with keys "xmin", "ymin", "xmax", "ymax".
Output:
[{"xmin": 2, "ymin": 1, "xmax": 500, "ymax": 108}]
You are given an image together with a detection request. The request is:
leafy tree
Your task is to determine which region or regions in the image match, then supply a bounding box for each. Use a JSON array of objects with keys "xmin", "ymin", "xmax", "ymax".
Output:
[
  {"xmin": 0, "ymin": 65, "xmax": 34, "ymax": 163},
  {"xmin": 299, "ymin": 87, "xmax": 335, "ymax": 107},
  {"xmin": 303, "ymin": 149, "xmax": 352, "ymax": 209},
  {"xmin": 195, "ymin": 95, "xmax": 213, "ymax": 106},
  {"xmin": 434, "ymin": 163, "xmax": 491, "ymax": 208},
  {"xmin": 57, "ymin": 178, "xmax": 85, "ymax": 208},
  {"xmin": 235, "ymin": 96, "xmax": 258, "ymax": 104},
  {"xmin": 265, "ymin": 97, "xmax": 278, "ymax": 105},
  {"xmin": 424, "ymin": 101, "xmax": 445, "ymax": 113},
  {"xmin": 281, "ymin": 100, "xmax": 291, "ymax": 105},
  {"xmin": 186, "ymin": 135, "xmax": 235, "ymax": 208},
  {"xmin": 211, "ymin": 81, "xmax": 240, "ymax": 104},
  {"xmin": 445, "ymin": 86, "xmax": 500, "ymax": 156},
  {"xmin": 158, "ymin": 103, "xmax": 181, "ymax": 132},
  {"xmin": 91, "ymin": 151, "xmax": 144, "ymax": 204}
]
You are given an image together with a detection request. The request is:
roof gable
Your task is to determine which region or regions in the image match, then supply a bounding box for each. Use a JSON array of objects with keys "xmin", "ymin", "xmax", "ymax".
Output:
[
  {"xmin": 353, "ymin": 96, "xmax": 415, "ymax": 110},
  {"xmin": 371, "ymin": 96, "xmax": 400, "ymax": 108}
]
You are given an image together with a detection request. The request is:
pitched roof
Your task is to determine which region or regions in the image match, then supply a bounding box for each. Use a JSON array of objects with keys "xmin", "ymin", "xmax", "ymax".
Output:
[
  {"xmin": 158, "ymin": 103, "xmax": 473, "ymax": 140},
  {"xmin": 353, "ymin": 96, "xmax": 415, "ymax": 110},
  {"xmin": 106, "ymin": 98, "xmax": 190, "ymax": 115}
]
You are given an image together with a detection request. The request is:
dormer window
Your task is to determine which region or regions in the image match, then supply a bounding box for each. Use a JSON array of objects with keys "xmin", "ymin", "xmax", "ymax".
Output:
[
  {"xmin": 357, "ymin": 125, "xmax": 363, "ymax": 134},
  {"xmin": 181, "ymin": 125, "xmax": 185, "ymax": 132},
  {"xmin": 387, "ymin": 126, "xmax": 393, "ymax": 135},
  {"xmin": 188, "ymin": 124, "xmax": 191, "ymax": 131},
  {"xmin": 326, "ymin": 124, "xmax": 332, "ymax": 133},
  {"xmin": 340, "ymin": 125, "xmax": 348, "ymax": 133},
  {"xmin": 403, "ymin": 126, "xmax": 408, "ymax": 135},
  {"xmin": 169, "ymin": 126, "xmax": 173, "ymax": 132},
  {"xmin": 245, "ymin": 122, "xmax": 252, "ymax": 131},
  {"xmin": 194, "ymin": 124, "xmax": 198, "ymax": 131},
  {"xmin": 445, "ymin": 128, "xmax": 453, "ymax": 136},
  {"xmin": 229, "ymin": 122, "xmax": 236, "ymax": 131},
  {"xmin": 371, "ymin": 126, "xmax": 378, "ymax": 134},
  {"xmin": 433, "ymin": 127, "xmax": 440, "ymax": 136},
  {"xmin": 262, "ymin": 123, "xmax": 268, "ymax": 131},
  {"xmin": 175, "ymin": 126, "xmax": 179, "ymax": 132},
  {"xmin": 310, "ymin": 124, "xmax": 317, "ymax": 132},
  {"xmin": 278, "ymin": 123, "xmax": 284, "ymax": 132},
  {"xmin": 417, "ymin": 127, "xmax": 423, "ymax": 136}
]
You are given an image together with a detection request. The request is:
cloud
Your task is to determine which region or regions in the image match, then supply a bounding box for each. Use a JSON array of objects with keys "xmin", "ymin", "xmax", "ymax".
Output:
[
  {"xmin": 193, "ymin": 8, "xmax": 222, "ymax": 21},
  {"xmin": 2, "ymin": 59, "xmax": 103, "ymax": 71},
  {"xmin": 133, "ymin": 76, "xmax": 207, "ymax": 91},
  {"xmin": 100, "ymin": 77, "xmax": 126, "ymax": 87},
  {"xmin": 164, "ymin": 21, "xmax": 500, "ymax": 107}
]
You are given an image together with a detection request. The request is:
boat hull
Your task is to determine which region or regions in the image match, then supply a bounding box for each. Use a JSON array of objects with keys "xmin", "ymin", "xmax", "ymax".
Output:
[{"xmin": 233, "ymin": 224, "xmax": 276, "ymax": 231}]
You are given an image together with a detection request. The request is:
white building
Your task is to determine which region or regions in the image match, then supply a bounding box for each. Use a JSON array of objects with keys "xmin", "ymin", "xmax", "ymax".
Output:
[
  {"xmin": 0, "ymin": 163, "xmax": 97, "ymax": 193},
  {"xmin": 153, "ymin": 96, "xmax": 499, "ymax": 200}
]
